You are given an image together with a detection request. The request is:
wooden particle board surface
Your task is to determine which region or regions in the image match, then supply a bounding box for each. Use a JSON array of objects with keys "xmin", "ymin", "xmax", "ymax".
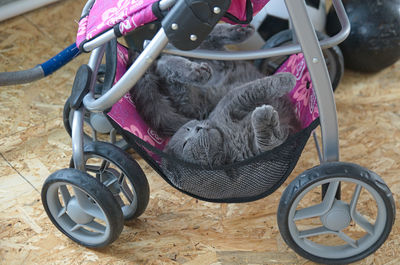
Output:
[{"xmin": 0, "ymin": 0, "xmax": 399, "ymax": 264}]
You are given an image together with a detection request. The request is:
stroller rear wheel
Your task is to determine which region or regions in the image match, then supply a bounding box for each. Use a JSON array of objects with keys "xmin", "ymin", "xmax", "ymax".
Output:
[
  {"xmin": 70, "ymin": 141, "xmax": 150, "ymax": 220},
  {"xmin": 255, "ymin": 29, "xmax": 344, "ymax": 91},
  {"xmin": 277, "ymin": 162, "xmax": 395, "ymax": 264},
  {"xmin": 41, "ymin": 168, "xmax": 124, "ymax": 247}
]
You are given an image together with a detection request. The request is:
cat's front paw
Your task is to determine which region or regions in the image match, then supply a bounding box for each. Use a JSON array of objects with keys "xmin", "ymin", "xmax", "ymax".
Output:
[
  {"xmin": 252, "ymin": 105, "xmax": 279, "ymax": 129},
  {"xmin": 190, "ymin": 62, "xmax": 212, "ymax": 83},
  {"xmin": 253, "ymin": 105, "xmax": 289, "ymax": 139},
  {"xmin": 228, "ymin": 25, "xmax": 255, "ymax": 43},
  {"xmin": 252, "ymin": 105, "xmax": 289, "ymax": 151}
]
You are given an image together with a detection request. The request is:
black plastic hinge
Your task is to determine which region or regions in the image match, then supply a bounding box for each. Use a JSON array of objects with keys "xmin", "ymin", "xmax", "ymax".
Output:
[
  {"xmin": 162, "ymin": 0, "xmax": 231, "ymax": 50},
  {"xmin": 69, "ymin": 64, "xmax": 92, "ymax": 109}
]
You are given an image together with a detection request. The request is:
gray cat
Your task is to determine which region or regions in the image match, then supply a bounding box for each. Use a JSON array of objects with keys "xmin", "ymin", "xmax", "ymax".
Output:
[
  {"xmin": 130, "ymin": 24, "xmax": 264, "ymax": 137},
  {"xmin": 164, "ymin": 73, "xmax": 301, "ymax": 166}
]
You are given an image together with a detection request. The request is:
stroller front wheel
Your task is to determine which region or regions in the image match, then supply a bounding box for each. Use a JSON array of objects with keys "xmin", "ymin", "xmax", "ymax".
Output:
[
  {"xmin": 41, "ymin": 168, "xmax": 124, "ymax": 247},
  {"xmin": 70, "ymin": 141, "xmax": 150, "ymax": 221},
  {"xmin": 277, "ymin": 162, "xmax": 395, "ymax": 264}
]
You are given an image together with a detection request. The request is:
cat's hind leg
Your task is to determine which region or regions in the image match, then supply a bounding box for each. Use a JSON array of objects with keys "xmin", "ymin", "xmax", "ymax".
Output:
[
  {"xmin": 223, "ymin": 72, "xmax": 296, "ymax": 121},
  {"xmin": 251, "ymin": 105, "xmax": 289, "ymax": 152}
]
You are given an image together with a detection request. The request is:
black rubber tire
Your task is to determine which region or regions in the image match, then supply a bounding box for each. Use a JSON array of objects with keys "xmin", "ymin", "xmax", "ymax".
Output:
[
  {"xmin": 41, "ymin": 168, "xmax": 124, "ymax": 248},
  {"xmin": 70, "ymin": 141, "xmax": 150, "ymax": 220},
  {"xmin": 277, "ymin": 162, "xmax": 395, "ymax": 264},
  {"xmin": 255, "ymin": 29, "xmax": 344, "ymax": 91}
]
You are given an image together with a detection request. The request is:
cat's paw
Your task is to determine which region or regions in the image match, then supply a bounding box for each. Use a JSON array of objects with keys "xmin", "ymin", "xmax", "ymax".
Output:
[
  {"xmin": 190, "ymin": 62, "xmax": 212, "ymax": 83},
  {"xmin": 227, "ymin": 25, "xmax": 255, "ymax": 43},
  {"xmin": 252, "ymin": 105, "xmax": 288, "ymax": 151},
  {"xmin": 252, "ymin": 105, "xmax": 279, "ymax": 128}
]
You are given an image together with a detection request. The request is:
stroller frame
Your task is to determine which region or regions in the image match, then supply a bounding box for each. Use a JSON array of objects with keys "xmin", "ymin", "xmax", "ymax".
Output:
[
  {"xmin": 37, "ymin": 0, "xmax": 395, "ymax": 263},
  {"xmin": 73, "ymin": 0, "xmax": 349, "ymax": 171}
]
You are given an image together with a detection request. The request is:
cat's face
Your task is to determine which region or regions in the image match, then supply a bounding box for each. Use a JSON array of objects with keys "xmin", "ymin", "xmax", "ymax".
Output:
[{"xmin": 165, "ymin": 120, "xmax": 225, "ymax": 166}]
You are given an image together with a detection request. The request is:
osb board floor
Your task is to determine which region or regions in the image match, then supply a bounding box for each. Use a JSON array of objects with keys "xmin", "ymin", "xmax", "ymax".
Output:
[{"xmin": 0, "ymin": 0, "xmax": 399, "ymax": 264}]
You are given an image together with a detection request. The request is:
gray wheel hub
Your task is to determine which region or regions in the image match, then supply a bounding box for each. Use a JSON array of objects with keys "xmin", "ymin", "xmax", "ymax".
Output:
[
  {"xmin": 101, "ymin": 168, "xmax": 121, "ymax": 194},
  {"xmin": 320, "ymin": 200, "xmax": 351, "ymax": 231},
  {"xmin": 66, "ymin": 197, "xmax": 94, "ymax": 224}
]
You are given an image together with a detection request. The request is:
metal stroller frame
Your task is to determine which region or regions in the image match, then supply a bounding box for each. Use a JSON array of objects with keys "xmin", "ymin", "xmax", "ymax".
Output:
[
  {"xmin": 74, "ymin": 0, "xmax": 348, "ymax": 171},
  {"xmin": 4, "ymin": 0, "xmax": 392, "ymax": 263}
]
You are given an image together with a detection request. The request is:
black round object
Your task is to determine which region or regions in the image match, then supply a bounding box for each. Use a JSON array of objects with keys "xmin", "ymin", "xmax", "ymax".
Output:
[{"xmin": 326, "ymin": 0, "xmax": 400, "ymax": 72}]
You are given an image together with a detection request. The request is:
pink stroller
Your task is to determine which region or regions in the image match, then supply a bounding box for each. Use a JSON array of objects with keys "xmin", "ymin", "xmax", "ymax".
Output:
[{"xmin": 7, "ymin": 0, "xmax": 392, "ymax": 263}]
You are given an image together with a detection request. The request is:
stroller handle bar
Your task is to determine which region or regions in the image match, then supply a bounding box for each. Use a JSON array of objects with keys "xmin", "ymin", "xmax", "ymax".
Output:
[
  {"xmin": 0, "ymin": 0, "xmax": 175, "ymax": 86},
  {"xmin": 0, "ymin": 43, "xmax": 80, "ymax": 86}
]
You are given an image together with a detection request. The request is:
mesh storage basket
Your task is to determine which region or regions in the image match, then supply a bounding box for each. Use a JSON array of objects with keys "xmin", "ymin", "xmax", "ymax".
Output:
[
  {"xmin": 107, "ymin": 46, "xmax": 320, "ymax": 203},
  {"xmin": 112, "ymin": 119, "xmax": 319, "ymax": 203}
]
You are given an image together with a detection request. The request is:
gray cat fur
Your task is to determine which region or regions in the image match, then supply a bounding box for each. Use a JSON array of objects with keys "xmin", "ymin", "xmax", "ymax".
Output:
[
  {"xmin": 164, "ymin": 72, "xmax": 300, "ymax": 166},
  {"xmin": 130, "ymin": 24, "xmax": 263, "ymax": 137}
]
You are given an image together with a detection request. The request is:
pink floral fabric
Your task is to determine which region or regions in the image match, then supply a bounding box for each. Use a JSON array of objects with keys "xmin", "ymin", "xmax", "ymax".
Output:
[
  {"xmin": 277, "ymin": 53, "xmax": 319, "ymax": 128},
  {"xmin": 76, "ymin": 0, "xmax": 158, "ymax": 48},
  {"xmin": 107, "ymin": 44, "xmax": 168, "ymax": 161}
]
